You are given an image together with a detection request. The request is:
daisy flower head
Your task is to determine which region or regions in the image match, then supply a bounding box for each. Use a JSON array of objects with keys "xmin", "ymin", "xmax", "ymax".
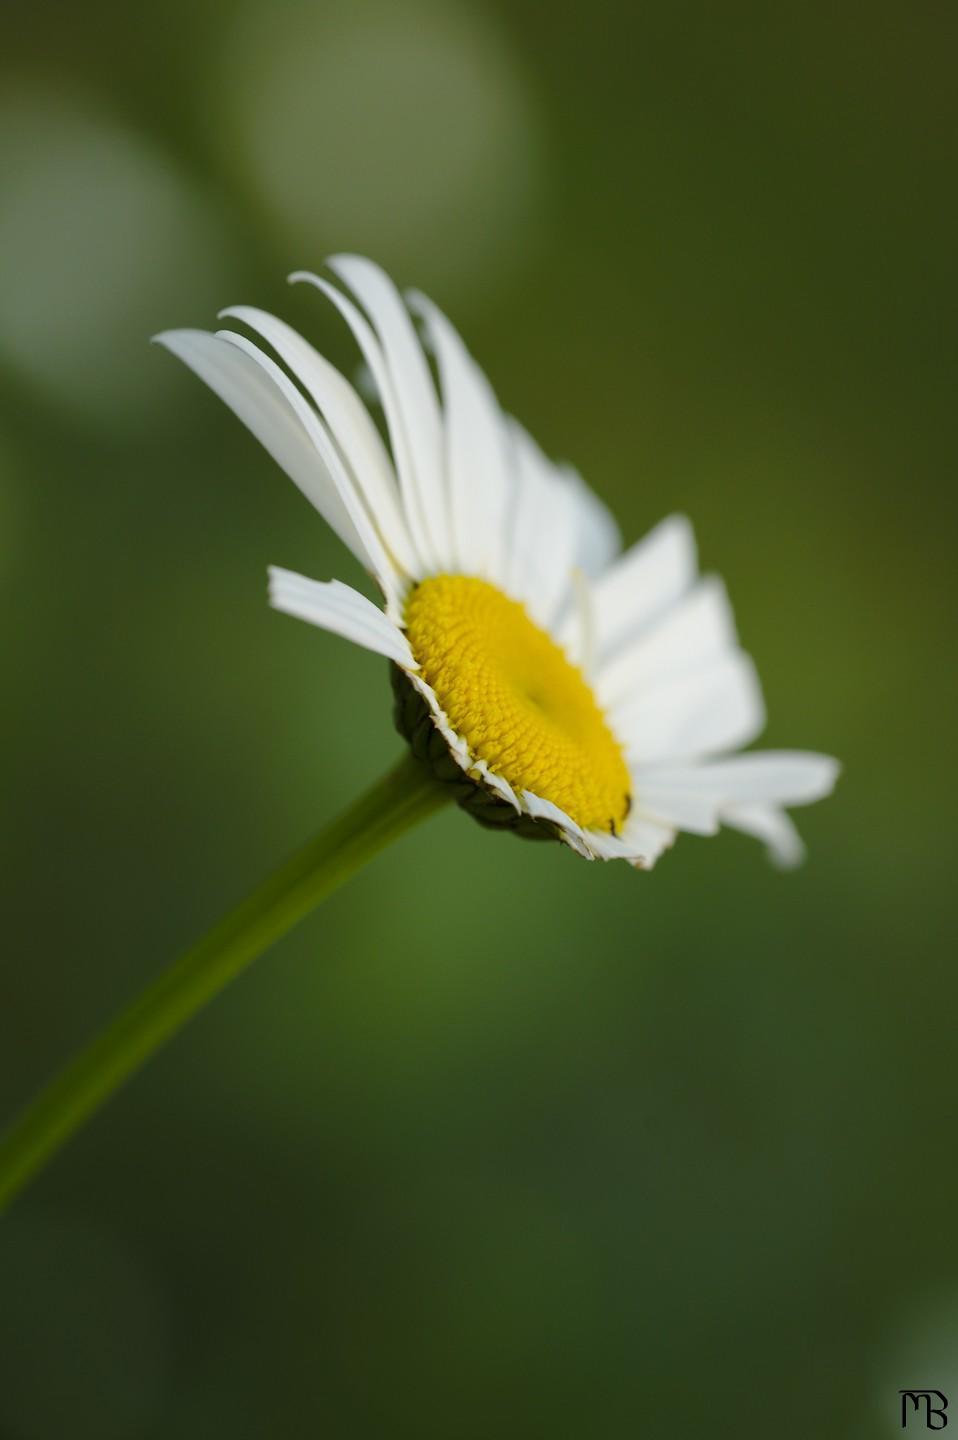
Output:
[{"xmin": 156, "ymin": 256, "xmax": 838, "ymax": 870}]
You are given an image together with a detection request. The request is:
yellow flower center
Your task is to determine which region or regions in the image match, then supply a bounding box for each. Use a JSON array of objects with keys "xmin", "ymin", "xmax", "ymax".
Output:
[{"xmin": 405, "ymin": 575, "xmax": 630, "ymax": 833}]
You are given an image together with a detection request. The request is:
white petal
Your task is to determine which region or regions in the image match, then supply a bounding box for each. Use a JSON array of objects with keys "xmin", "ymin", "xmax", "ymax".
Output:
[
  {"xmin": 596, "ymin": 575, "xmax": 738, "ymax": 709},
  {"xmin": 561, "ymin": 569, "xmax": 598, "ymax": 673},
  {"xmin": 471, "ymin": 760, "xmax": 521, "ymax": 812},
  {"xmin": 505, "ymin": 424, "xmax": 621, "ymax": 640},
  {"xmin": 503, "ymin": 420, "xmax": 553, "ymax": 606},
  {"xmin": 289, "ymin": 270, "xmax": 438, "ymax": 574},
  {"xmin": 587, "ymin": 823, "xmax": 668, "ymax": 864},
  {"xmin": 218, "ymin": 305, "xmax": 418, "ymax": 579},
  {"xmin": 582, "ymin": 829, "xmax": 631, "ymax": 860},
  {"xmin": 328, "ymin": 257, "xmax": 450, "ymax": 568},
  {"xmin": 154, "ymin": 329, "xmax": 373, "ymax": 573},
  {"xmin": 408, "ymin": 288, "xmax": 511, "ymax": 584},
  {"xmin": 406, "ymin": 671, "xmax": 472, "ymax": 767},
  {"xmin": 636, "ymin": 752, "xmax": 840, "ymax": 808},
  {"xmin": 585, "ymin": 515, "xmax": 698, "ymax": 662},
  {"xmin": 506, "ymin": 420, "xmax": 580, "ymax": 628},
  {"xmin": 588, "ymin": 816, "xmax": 677, "ymax": 868},
  {"xmin": 622, "ymin": 817, "xmax": 678, "ymax": 868},
  {"xmin": 520, "ymin": 790, "xmax": 593, "ymax": 858},
  {"xmin": 560, "ymin": 462, "xmax": 621, "ymax": 576},
  {"xmin": 722, "ymin": 804, "xmax": 806, "ymax": 868},
  {"xmin": 611, "ymin": 651, "xmax": 766, "ymax": 764},
  {"xmin": 632, "ymin": 792, "xmax": 722, "ymax": 835},
  {"xmin": 268, "ymin": 567, "xmax": 415, "ymax": 667}
]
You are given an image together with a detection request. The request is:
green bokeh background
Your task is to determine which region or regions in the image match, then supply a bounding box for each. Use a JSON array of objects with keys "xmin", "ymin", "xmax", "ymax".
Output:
[{"xmin": 2, "ymin": 1, "xmax": 956, "ymax": 1435}]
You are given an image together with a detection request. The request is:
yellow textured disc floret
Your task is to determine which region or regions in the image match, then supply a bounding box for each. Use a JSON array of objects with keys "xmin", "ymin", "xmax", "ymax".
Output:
[{"xmin": 405, "ymin": 576, "xmax": 631, "ymax": 833}]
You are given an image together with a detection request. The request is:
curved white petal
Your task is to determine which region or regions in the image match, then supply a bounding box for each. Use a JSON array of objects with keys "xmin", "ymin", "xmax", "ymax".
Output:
[
  {"xmin": 218, "ymin": 305, "xmax": 418, "ymax": 579},
  {"xmin": 722, "ymin": 804, "xmax": 806, "ymax": 868},
  {"xmin": 611, "ymin": 651, "xmax": 766, "ymax": 765},
  {"xmin": 268, "ymin": 567, "xmax": 415, "ymax": 667},
  {"xmin": 328, "ymin": 257, "xmax": 449, "ymax": 569},
  {"xmin": 408, "ymin": 288, "xmax": 511, "ymax": 585},
  {"xmin": 154, "ymin": 329, "xmax": 374, "ymax": 574},
  {"xmin": 596, "ymin": 575, "xmax": 738, "ymax": 710},
  {"xmin": 215, "ymin": 330, "xmax": 402, "ymax": 610},
  {"xmin": 290, "ymin": 270, "xmax": 437, "ymax": 574}
]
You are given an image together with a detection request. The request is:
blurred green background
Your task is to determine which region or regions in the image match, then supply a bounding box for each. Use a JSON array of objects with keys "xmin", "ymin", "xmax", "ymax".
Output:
[{"xmin": 2, "ymin": 1, "xmax": 956, "ymax": 1435}]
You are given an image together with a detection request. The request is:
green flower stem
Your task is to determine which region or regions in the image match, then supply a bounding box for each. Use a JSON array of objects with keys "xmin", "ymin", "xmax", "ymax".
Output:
[{"xmin": 0, "ymin": 752, "xmax": 448, "ymax": 1216}]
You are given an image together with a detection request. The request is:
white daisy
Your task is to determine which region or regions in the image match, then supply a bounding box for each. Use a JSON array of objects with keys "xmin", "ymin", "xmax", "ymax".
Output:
[{"xmin": 156, "ymin": 255, "xmax": 838, "ymax": 870}]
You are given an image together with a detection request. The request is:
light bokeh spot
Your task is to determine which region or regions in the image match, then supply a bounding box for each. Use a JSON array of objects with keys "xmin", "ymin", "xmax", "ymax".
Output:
[
  {"xmin": 218, "ymin": 0, "xmax": 549, "ymax": 296},
  {"xmin": 0, "ymin": 88, "xmax": 233, "ymax": 425}
]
